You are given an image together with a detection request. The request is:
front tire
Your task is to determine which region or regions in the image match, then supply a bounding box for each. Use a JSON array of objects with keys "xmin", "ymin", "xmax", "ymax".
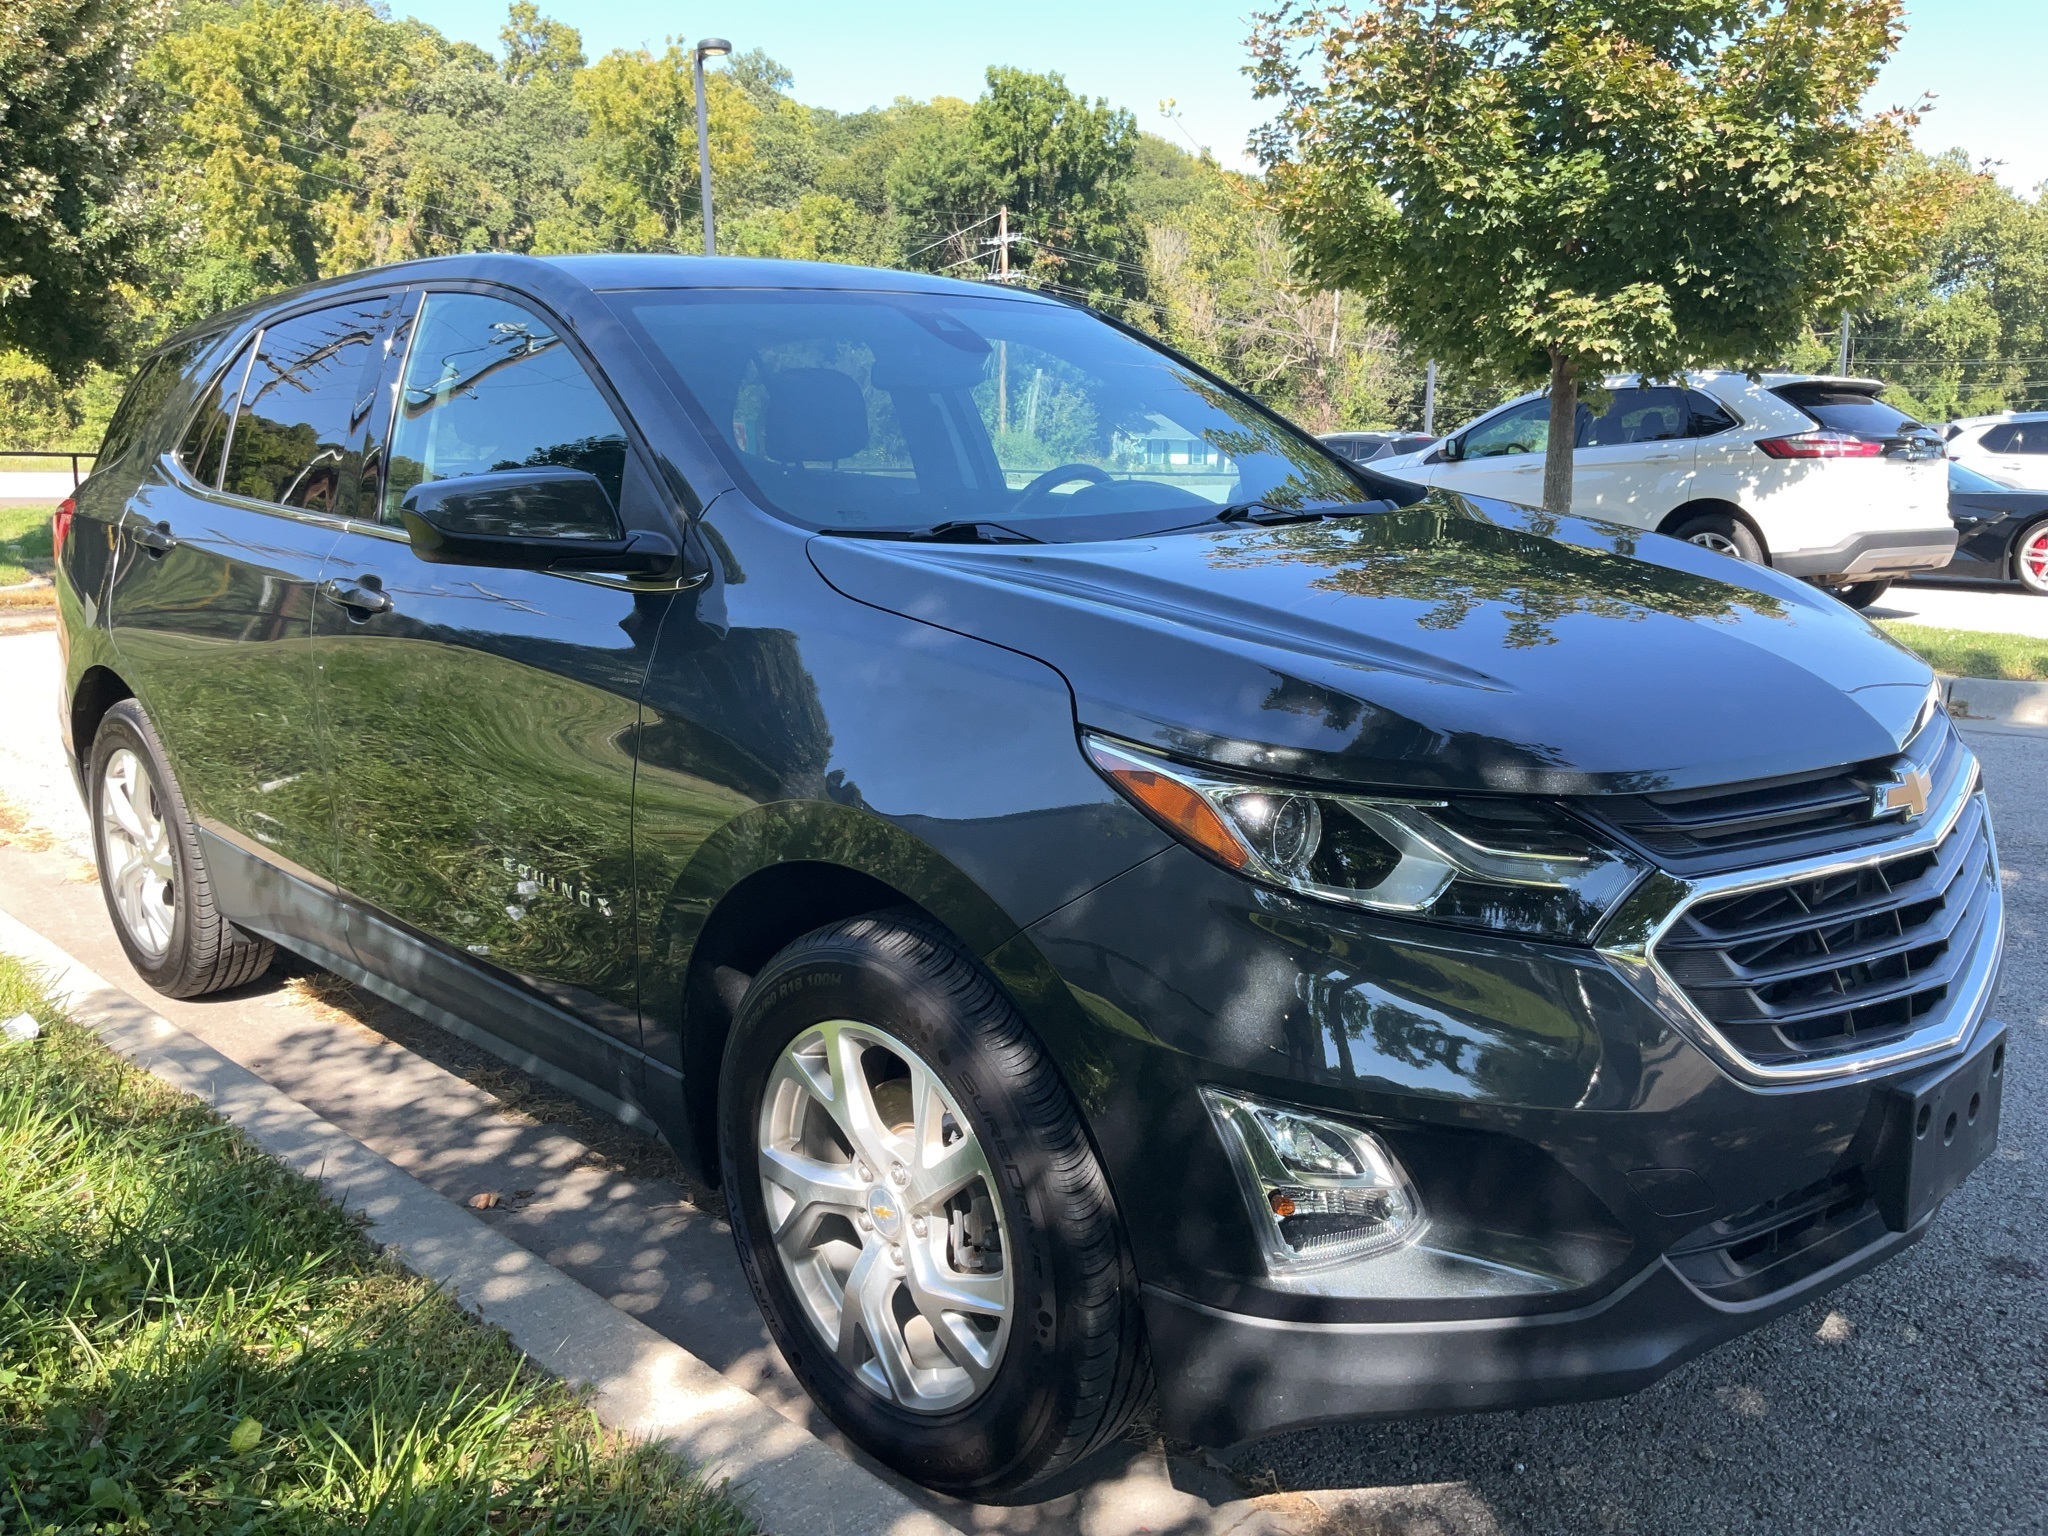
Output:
[
  {"xmin": 2016, "ymin": 520, "xmax": 2048, "ymax": 596},
  {"xmin": 718, "ymin": 911, "xmax": 1148, "ymax": 1499},
  {"xmin": 89, "ymin": 699, "xmax": 274, "ymax": 997}
]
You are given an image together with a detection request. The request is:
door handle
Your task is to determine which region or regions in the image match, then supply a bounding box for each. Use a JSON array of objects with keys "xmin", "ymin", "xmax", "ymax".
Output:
[
  {"xmin": 320, "ymin": 576, "xmax": 392, "ymax": 618},
  {"xmin": 131, "ymin": 520, "xmax": 176, "ymax": 556}
]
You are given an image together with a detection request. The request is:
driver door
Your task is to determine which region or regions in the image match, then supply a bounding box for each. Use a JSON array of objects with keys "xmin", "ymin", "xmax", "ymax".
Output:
[
  {"xmin": 1432, "ymin": 398, "xmax": 1549, "ymax": 507},
  {"xmin": 313, "ymin": 286, "xmax": 681, "ymax": 1060}
]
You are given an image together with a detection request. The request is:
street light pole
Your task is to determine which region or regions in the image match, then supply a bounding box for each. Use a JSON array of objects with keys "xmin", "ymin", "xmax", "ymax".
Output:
[{"xmin": 692, "ymin": 38, "xmax": 731, "ymax": 256}]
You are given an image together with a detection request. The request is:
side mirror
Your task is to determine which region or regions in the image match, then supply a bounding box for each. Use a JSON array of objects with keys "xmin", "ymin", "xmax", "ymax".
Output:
[
  {"xmin": 1436, "ymin": 436, "xmax": 1462, "ymax": 464},
  {"xmin": 399, "ymin": 469, "xmax": 681, "ymax": 578}
]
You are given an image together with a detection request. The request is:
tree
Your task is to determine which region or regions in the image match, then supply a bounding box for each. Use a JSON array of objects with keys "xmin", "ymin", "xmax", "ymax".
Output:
[
  {"xmin": 0, "ymin": 0, "xmax": 168, "ymax": 379},
  {"xmin": 1252, "ymin": 0, "xmax": 1949, "ymax": 513},
  {"xmin": 969, "ymin": 68, "xmax": 1141, "ymax": 301},
  {"xmin": 499, "ymin": 0, "xmax": 583, "ymax": 86}
]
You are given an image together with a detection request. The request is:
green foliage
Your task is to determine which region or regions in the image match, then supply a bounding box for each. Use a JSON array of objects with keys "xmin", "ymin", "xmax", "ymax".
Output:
[
  {"xmin": 1876, "ymin": 622, "xmax": 2048, "ymax": 682},
  {"xmin": 0, "ymin": 954, "xmax": 757, "ymax": 1533},
  {"xmin": 1850, "ymin": 154, "xmax": 2048, "ymax": 418},
  {"xmin": 1252, "ymin": 0, "xmax": 1950, "ymax": 508},
  {"xmin": 0, "ymin": 0, "xmax": 169, "ymax": 379}
]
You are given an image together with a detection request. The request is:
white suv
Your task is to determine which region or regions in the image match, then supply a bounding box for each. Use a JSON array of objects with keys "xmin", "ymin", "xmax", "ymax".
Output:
[
  {"xmin": 1945, "ymin": 412, "xmax": 2048, "ymax": 490},
  {"xmin": 1374, "ymin": 372, "xmax": 1953, "ymax": 606}
]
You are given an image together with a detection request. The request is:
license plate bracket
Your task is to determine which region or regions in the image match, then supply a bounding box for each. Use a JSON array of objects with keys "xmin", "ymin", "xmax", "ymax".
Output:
[{"xmin": 1871, "ymin": 1023, "xmax": 2007, "ymax": 1233}]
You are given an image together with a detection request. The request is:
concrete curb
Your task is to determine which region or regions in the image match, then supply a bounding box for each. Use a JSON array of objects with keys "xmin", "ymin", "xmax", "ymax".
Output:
[
  {"xmin": 0, "ymin": 909, "xmax": 956, "ymax": 1536},
  {"xmin": 1944, "ymin": 673, "xmax": 2048, "ymax": 731}
]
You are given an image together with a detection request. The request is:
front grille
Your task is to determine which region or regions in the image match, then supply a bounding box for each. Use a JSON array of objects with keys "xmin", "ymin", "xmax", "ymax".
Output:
[
  {"xmin": 1653, "ymin": 795, "xmax": 1996, "ymax": 1066},
  {"xmin": 1668, "ymin": 1169, "xmax": 1885, "ymax": 1303},
  {"xmin": 1586, "ymin": 712, "xmax": 1968, "ymax": 875}
]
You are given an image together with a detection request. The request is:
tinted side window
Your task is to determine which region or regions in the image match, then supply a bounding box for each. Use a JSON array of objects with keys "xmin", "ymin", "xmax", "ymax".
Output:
[
  {"xmin": 1578, "ymin": 387, "xmax": 1686, "ymax": 448},
  {"xmin": 1685, "ymin": 390, "xmax": 1739, "ymax": 436},
  {"xmin": 223, "ymin": 299, "xmax": 393, "ymax": 513},
  {"xmin": 383, "ymin": 292, "xmax": 628, "ymax": 525},
  {"xmin": 1461, "ymin": 399, "xmax": 1550, "ymax": 458},
  {"xmin": 1979, "ymin": 423, "xmax": 2018, "ymax": 454},
  {"xmin": 98, "ymin": 340, "xmax": 203, "ymax": 467},
  {"xmin": 178, "ymin": 343, "xmax": 252, "ymax": 490},
  {"xmin": 2009, "ymin": 422, "xmax": 2048, "ymax": 454}
]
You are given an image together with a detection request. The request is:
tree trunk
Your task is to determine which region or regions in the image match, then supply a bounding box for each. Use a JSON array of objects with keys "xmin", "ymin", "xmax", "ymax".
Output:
[{"xmin": 1543, "ymin": 350, "xmax": 1578, "ymax": 517}]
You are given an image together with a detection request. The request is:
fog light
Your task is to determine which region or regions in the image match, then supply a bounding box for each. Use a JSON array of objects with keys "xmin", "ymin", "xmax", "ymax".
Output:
[{"xmin": 1203, "ymin": 1088, "xmax": 1422, "ymax": 1273}]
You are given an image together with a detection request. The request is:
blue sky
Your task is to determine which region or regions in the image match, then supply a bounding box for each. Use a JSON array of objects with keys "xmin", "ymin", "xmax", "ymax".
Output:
[{"xmin": 394, "ymin": 0, "xmax": 2046, "ymax": 194}]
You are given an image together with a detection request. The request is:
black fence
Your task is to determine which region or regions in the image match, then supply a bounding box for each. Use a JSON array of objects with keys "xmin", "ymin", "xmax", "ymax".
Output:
[{"xmin": 0, "ymin": 449, "xmax": 98, "ymax": 491}]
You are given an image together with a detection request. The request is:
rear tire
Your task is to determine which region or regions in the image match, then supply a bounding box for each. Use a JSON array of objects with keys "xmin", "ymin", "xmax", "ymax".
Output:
[
  {"xmin": 1668, "ymin": 510, "xmax": 1765, "ymax": 564},
  {"xmin": 89, "ymin": 699, "xmax": 275, "ymax": 998},
  {"xmin": 2016, "ymin": 520, "xmax": 2048, "ymax": 596},
  {"xmin": 718, "ymin": 910, "xmax": 1149, "ymax": 1499},
  {"xmin": 1830, "ymin": 579, "xmax": 1893, "ymax": 610}
]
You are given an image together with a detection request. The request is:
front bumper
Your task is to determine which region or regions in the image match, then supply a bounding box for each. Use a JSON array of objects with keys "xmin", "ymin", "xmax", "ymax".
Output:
[
  {"xmin": 1143, "ymin": 1217, "xmax": 1921, "ymax": 1444},
  {"xmin": 1773, "ymin": 527, "xmax": 1958, "ymax": 582},
  {"xmin": 1014, "ymin": 806, "xmax": 2003, "ymax": 1446}
]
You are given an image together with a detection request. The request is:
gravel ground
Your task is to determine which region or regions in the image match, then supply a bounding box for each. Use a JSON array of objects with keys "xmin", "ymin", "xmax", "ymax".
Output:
[{"xmin": 1240, "ymin": 724, "xmax": 2048, "ymax": 1535}]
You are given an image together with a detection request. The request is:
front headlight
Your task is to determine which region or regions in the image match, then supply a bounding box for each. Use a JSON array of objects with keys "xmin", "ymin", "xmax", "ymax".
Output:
[{"xmin": 1085, "ymin": 733, "xmax": 1647, "ymax": 944}]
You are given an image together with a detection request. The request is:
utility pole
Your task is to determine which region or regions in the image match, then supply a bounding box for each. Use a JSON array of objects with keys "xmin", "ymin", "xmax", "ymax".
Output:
[
  {"xmin": 982, "ymin": 206, "xmax": 1017, "ymax": 432},
  {"xmin": 1836, "ymin": 310, "xmax": 1852, "ymax": 376},
  {"xmin": 1423, "ymin": 359, "xmax": 1438, "ymax": 438}
]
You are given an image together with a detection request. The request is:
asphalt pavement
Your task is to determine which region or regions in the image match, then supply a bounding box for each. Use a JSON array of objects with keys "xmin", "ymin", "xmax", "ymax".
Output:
[{"xmin": 0, "ymin": 628, "xmax": 2040, "ymax": 1535}]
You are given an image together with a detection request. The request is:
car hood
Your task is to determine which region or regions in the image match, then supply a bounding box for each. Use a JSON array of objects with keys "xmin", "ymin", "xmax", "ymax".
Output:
[{"xmin": 807, "ymin": 495, "xmax": 1935, "ymax": 795}]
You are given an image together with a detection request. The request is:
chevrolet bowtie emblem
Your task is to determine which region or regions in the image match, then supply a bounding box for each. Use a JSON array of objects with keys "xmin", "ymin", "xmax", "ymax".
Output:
[{"xmin": 1875, "ymin": 764, "xmax": 1933, "ymax": 819}]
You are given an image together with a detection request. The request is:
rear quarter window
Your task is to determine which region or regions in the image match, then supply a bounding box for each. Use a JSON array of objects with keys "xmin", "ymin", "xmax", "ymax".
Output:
[
  {"xmin": 96, "ymin": 339, "xmax": 205, "ymax": 468},
  {"xmin": 1770, "ymin": 384, "xmax": 1925, "ymax": 440}
]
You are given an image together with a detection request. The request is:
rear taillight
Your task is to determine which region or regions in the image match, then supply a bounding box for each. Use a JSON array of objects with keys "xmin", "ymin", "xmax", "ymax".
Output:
[
  {"xmin": 52, "ymin": 497, "xmax": 75, "ymax": 559},
  {"xmin": 1754, "ymin": 431, "xmax": 1885, "ymax": 459}
]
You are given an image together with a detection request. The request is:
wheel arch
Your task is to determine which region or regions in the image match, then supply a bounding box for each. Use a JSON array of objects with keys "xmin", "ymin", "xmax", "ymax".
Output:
[
  {"xmin": 660, "ymin": 801, "xmax": 1043, "ymax": 1185},
  {"xmin": 68, "ymin": 664, "xmax": 135, "ymax": 776},
  {"xmin": 2009, "ymin": 513, "xmax": 2048, "ymax": 587},
  {"xmin": 1657, "ymin": 499, "xmax": 1772, "ymax": 561}
]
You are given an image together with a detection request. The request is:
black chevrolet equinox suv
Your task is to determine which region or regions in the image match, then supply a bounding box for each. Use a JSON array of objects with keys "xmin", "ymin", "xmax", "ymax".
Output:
[{"xmin": 55, "ymin": 254, "xmax": 2007, "ymax": 1498}]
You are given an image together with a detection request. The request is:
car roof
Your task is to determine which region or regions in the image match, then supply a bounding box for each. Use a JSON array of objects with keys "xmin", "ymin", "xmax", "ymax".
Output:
[{"xmin": 142, "ymin": 252, "xmax": 1055, "ymax": 359}]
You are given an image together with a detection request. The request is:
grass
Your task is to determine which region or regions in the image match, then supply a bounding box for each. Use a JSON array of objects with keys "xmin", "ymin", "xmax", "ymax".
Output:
[
  {"xmin": 1877, "ymin": 621, "xmax": 2048, "ymax": 682},
  {"xmin": 0, "ymin": 505, "xmax": 55, "ymax": 590},
  {"xmin": 0, "ymin": 954, "xmax": 757, "ymax": 1536}
]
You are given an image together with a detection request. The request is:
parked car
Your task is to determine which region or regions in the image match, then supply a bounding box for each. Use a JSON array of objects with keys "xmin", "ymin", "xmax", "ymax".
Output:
[
  {"xmin": 1319, "ymin": 430, "xmax": 1435, "ymax": 464},
  {"xmin": 1920, "ymin": 459, "xmax": 2048, "ymax": 595},
  {"xmin": 1374, "ymin": 372, "xmax": 1953, "ymax": 607},
  {"xmin": 1945, "ymin": 411, "xmax": 2048, "ymax": 491},
  {"xmin": 57, "ymin": 256, "xmax": 2007, "ymax": 1499}
]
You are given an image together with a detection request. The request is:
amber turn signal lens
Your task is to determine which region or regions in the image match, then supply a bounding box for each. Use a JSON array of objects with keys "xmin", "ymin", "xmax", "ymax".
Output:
[
  {"xmin": 1268, "ymin": 1190, "xmax": 1297, "ymax": 1218},
  {"xmin": 1085, "ymin": 739, "xmax": 1251, "ymax": 870}
]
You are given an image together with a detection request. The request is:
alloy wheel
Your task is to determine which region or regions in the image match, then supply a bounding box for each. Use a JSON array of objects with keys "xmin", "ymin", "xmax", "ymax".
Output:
[
  {"xmin": 1688, "ymin": 530, "xmax": 1740, "ymax": 556},
  {"xmin": 2021, "ymin": 525, "xmax": 2048, "ymax": 593},
  {"xmin": 755, "ymin": 1018, "xmax": 1012, "ymax": 1414},
  {"xmin": 100, "ymin": 747, "xmax": 175, "ymax": 959}
]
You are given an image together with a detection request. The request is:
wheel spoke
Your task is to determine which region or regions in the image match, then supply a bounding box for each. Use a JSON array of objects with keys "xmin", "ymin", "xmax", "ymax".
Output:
[
  {"xmin": 833, "ymin": 1243, "xmax": 881, "ymax": 1368},
  {"xmin": 904, "ymin": 1243, "xmax": 1008, "ymax": 1319},
  {"xmin": 759, "ymin": 1138, "xmax": 865, "ymax": 1248},
  {"xmin": 854, "ymin": 1250, "xmax": 919, "ymax": 1403},
  {"xmin": 820, "ymin": 1023, "xmax": 897, "ymax": 1173},
  {"xmin": 105, "ymin": 776, "xmax": 148, "ymax": 843},
  {"xmin": 909, "ymin": 1126, "xmax": 993, "ymax": 1213}
]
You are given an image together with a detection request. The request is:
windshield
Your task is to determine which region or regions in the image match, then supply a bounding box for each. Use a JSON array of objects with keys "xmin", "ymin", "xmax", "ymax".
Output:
[{"xmin": 613, "ymin": 288, "xmax": 1388, "ymax": 539}]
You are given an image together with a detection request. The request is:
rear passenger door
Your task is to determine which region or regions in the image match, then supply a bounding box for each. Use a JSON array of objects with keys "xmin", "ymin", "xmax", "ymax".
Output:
[
  {"xmin": 1570, "ymin": 386, "xmax": 1693, "ymax": 526},
  {"xmin": 315, "ymin": 286, "xmax": 680, "ymax": 1070},
  {"xmin": 106, "ymin": 296, "xmax": 396, "ymax": 945}
]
